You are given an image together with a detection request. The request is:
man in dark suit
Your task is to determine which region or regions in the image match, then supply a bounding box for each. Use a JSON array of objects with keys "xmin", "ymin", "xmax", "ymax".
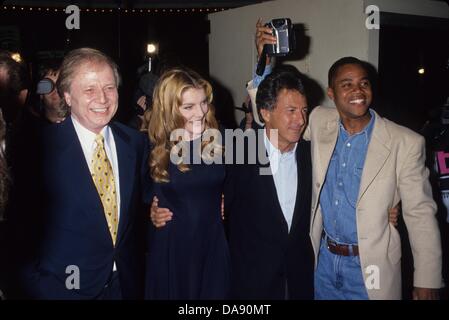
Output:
[
  {"xmin": 17, "ymin": 48, "xmax": 146, "ymax": 299},
  {"xmin": 224, "ymin": 69, "xmax": 314, "ymax": 299},
  {"xmin": 151, "ymin": 68, "xmax": 314, "ymax": 300}
]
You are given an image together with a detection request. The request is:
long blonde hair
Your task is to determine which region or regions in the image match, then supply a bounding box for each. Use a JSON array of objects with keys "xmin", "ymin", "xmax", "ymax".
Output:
[{"xmin": 143, "ymin": 68, "xmax": 221, "ymax": 183}]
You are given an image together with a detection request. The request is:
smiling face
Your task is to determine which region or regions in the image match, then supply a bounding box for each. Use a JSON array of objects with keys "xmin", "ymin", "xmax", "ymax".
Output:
[
  {"xmin": 260, "ymin": 88, "xmax": 308, "ymax": 152},
  {"xmin": 64, "ymin": 61, "xmax": 118, "ymax": 133},
  {"xmin": 328, "ymin": 63, "xmax": 372, "ymax": 122},
  {"xmin": 178, "ymin": 87, "xmax": 209, "ymax": 140}
]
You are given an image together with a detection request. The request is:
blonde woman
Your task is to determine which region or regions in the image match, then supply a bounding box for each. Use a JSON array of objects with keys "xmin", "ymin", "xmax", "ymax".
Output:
[{"xmin": 143, "ymin": 68, "xmax": 229, "ymax": 299}]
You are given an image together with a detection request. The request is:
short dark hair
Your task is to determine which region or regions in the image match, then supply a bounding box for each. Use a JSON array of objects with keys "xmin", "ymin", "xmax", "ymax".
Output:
[
  {"xmin": 256, "ymin": 69, "xmax": 306, "ymax": 119},
  {"xmin": 37, "ymin": 58, "xmax": 62, "ymax": 80},
  {"xmin": 328, "ymin": 56, "xmax": 369, "ymax": 88}
]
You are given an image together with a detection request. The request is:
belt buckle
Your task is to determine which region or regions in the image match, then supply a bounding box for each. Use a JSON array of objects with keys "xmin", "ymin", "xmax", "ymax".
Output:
[{"xmin": 326, "ymin": 238, "xmax": 336, "ymax": 252}]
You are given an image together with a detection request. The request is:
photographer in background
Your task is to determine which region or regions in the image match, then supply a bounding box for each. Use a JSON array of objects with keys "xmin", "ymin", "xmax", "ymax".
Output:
[
  {"xmin": 0, "ymin": 50, "xmax": 38, "ymax": 299},
  {"xmin": 421, "ymin": 96, "xmax": 449, "ymax": 299},
  {"xmin": 237, "ymin": 95, "xmax": 254, "ymax": 130},
  {"xmin": 0, "ymin": 109, "xmax": 9, "ymax": 300},
  {"xmin": 34, "ymin": 59, "xmax": 68, "ymax": 124},
  {"xmin": 128, "ymin": 66, "xmax": 159, "ymax": 130}
]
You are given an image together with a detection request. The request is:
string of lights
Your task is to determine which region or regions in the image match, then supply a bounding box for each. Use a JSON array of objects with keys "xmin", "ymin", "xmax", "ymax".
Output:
[{"xmin": 0, "ymin": 5, "xmax": 228, "ymax": 13}]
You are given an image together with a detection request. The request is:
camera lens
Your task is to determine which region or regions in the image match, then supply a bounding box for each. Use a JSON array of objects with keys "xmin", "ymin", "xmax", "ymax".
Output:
[{"xmin": 36, "ymin": 78, "xmax": 55, "ymax": 95}]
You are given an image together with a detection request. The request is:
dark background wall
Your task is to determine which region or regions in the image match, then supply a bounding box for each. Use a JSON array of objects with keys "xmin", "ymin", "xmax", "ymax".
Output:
[
  {"xmin": 377, "ymin": 13, "xmax": 449, "ymax": 132},
  {"xmin": 0, "ymin": 7, "xmax": 211, "ymax": 123}
]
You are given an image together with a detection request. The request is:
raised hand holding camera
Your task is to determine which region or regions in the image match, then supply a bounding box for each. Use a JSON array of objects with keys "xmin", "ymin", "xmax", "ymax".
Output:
[
  {"xmin": 255, "ymin": 18, "xmax": 293, "ymax": 76},
  {"xmin": 255, "ymin": 18, "xmax": 276, "ymax": 76},
  {"xmin": 264, "ymin": 18, "xmax": 293, "ymax": 56}
]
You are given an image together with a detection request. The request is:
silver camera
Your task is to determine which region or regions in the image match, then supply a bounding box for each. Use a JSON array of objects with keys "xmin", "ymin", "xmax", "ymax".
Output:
[
  {"xmin": 265, "ymin": 18, "xmax": 293, "ymax": 56},
  {"xmin": 36, "ymin": 78, "xmax": 56, "ymax": 95}
]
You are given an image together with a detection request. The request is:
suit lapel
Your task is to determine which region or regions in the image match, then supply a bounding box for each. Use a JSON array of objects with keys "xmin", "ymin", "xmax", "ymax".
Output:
[
  {"xmin": 357, "ymin": 112, "xmax": 391, "ymax": 205},
  {"xmin": 56, "ymin": 119, "xmax": 110, "ymax": 239},
  {"xmin": 290, "ymin": 140, "xmax": 310, "ymax": 233},
  {"xmin": 110, "ymin": 123, "xmax": 137, "ymax": 246},
  {"xmin": 316, "ymin": 114, "xmax": 339, "ymax": 184}
]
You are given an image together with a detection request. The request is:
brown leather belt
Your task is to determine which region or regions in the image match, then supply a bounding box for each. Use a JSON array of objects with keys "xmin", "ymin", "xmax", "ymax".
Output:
[{"xmin": 324, "ymin": 234, "xmax": 359, "ymax": 256}]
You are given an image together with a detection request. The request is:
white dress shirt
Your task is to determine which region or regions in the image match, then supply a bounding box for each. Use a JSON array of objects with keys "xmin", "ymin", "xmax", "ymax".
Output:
[
  {"xmin": 264, "ymin": 129, "xmax": 298, "ymax": 232},
  {"xmin": 72, "ymin": 116, "xmax": 121, "ymax": 270}
]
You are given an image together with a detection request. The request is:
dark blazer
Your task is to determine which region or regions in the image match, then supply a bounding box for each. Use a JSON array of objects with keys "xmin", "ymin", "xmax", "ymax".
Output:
[
  {"xmin": 224, "ymin": 134, "xmax": 314, "ymax": 300},
  {"xmin": 19, "ymin": 117, "xmax": 147, "ymax": 299}
]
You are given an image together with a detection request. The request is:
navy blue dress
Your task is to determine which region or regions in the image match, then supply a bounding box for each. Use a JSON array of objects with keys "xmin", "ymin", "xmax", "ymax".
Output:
[{"xmin": 145, "ymin": 139, "xmax": 230, "ymax": 300}]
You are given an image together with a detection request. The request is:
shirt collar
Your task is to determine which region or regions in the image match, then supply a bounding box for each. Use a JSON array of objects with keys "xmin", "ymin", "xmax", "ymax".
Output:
[
  {"xmin": 71, "ymin": 115, "xmax": 111, "ymax": 149},
  {"xmin": 339, "ymin": 109, "xmax": 375, "ymax": 145},
  {"xmin": 263, "ymin": 128, "xmax": 297, "ymax": 159}
]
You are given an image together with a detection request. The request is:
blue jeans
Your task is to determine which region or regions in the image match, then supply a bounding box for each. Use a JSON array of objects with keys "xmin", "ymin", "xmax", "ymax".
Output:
[{"xmin": 314, "ymin": 239, "xmax": 369, "ymax": 300}]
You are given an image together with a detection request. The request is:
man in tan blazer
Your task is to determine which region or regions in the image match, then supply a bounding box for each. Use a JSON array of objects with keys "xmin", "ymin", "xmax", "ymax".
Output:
[{"xmin": 305, "ymin": 57, "xmax": 442, "ymax": 299}]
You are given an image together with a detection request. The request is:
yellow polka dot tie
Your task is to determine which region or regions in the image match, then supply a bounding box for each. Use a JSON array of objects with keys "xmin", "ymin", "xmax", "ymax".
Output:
[{"xmin": 91, "ymin": 134, "xmax": 118, "ymax": 245}]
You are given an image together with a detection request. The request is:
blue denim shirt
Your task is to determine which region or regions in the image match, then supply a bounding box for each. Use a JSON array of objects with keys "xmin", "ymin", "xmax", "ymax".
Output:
[
  {"xmin": 320, "ymin": 110, "xmax": 375, "ymax": 245},
  {"xmin": 252, "ymin": 63, "xmax": 272, "ymax": 87}
]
